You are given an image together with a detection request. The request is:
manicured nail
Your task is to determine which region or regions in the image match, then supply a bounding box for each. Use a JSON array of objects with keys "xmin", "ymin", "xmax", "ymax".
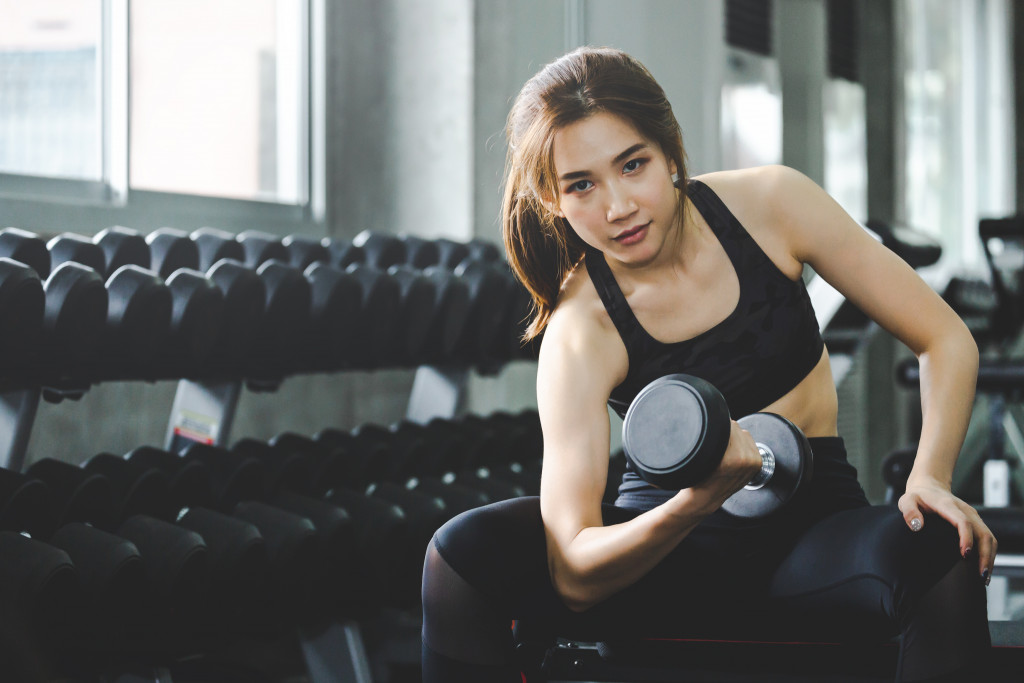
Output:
[
  {"xmin": 983, "ymin": 569, "xmax": 991, "ymax": 586},
  {"xmin": 910, "ymin": 518, "xmax": 922, "ymax": 532},
  {"xmin": 964, "ymin": 546, "xmax": 972, "ymax": 558}
]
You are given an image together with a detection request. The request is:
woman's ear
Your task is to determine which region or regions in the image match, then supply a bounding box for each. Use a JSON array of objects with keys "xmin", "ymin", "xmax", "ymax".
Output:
[{"xmin": 669, "ymin": 160, "xmax": 679, "ymax": 184}]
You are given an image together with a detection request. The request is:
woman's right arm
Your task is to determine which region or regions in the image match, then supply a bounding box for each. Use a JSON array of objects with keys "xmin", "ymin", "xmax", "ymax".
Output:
[{"xmin": 537, "ymin": 305, "xmax": 761, "ymax": 613}]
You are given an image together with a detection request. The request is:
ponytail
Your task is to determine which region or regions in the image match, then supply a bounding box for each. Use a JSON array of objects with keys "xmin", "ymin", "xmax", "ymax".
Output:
[{"xmin": 502, "ymin": 169, "xmax": 585, "ymax": 342}]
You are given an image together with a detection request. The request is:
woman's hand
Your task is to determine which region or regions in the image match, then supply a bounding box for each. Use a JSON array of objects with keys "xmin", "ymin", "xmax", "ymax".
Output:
[
  {"xmin": 899, "ymin": 478, "xmax": 997, "ymax": 584},
  {"xmin": 681, "ymin": 421, "xmax": 764, "ymax": 516}
]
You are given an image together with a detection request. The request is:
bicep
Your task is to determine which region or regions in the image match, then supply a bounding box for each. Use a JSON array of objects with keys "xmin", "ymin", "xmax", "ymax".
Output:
[{"xmin": 535, "ymin": 322, "xmax": 625, "ymax": 551}]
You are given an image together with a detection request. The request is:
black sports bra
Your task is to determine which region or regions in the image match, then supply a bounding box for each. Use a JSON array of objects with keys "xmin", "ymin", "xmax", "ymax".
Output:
[{"xmin": 586, "ymin": 178, "xmax": 825, "ymax": 421}]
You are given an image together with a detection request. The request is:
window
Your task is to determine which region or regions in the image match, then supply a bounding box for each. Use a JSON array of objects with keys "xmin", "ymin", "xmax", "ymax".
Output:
[
  {"xmin": 721, "ymin": 1, "xmax": 781, "ymax": 171},
  {"xmin": 0, "ymin": 0, "xmax": 315, "ymax": 214},
  {"xmin": 900, "ymin": 0, "xmax": 1014, "ymax": 268},
  {"xmin": 0, "ymin": 0, "xmax": 102, "ymax": 180},
  {"xmin": 130, "ymin": 0, "xmax": 308, "ymax": 204}
]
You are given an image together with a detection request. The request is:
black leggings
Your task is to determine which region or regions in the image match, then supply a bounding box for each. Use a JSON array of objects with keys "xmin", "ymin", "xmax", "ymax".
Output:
[{"xmin": 421, "ymin": 438, "xmax": 991, "ymax": 682}]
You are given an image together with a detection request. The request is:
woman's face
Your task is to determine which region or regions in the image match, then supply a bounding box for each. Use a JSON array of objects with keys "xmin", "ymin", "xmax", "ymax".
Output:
[{"xmin": 550, "ymin": 111, "xmax": 679, "ymax": 267}]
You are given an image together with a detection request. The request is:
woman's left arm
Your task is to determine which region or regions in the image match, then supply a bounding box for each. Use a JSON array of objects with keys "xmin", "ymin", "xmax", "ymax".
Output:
[{"xmin": 765, "ymin": 165, "xmax": 996, "ymax": 583}]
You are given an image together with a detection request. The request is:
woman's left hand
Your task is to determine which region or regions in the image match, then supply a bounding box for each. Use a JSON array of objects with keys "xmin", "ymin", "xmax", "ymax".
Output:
[{"xmin": 899, "ymin": 479, "xmax": 997, "ymax": 585}]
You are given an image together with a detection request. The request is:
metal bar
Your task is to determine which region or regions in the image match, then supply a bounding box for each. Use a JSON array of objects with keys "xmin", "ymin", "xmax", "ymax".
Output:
[
  {"xmin": 406, "ymin": 365, "xmax": 468, "ymax": 424},
  {"xmin": 299, "ymin": 620, "xmax": 372, "ymax": 683},
  {"xmin": 165, "ymin": 379, "xmax": 242, "ymax": 452},
  {"xmin": 0, "ymin": 388, "xmax": 41, "ymax": 472}
]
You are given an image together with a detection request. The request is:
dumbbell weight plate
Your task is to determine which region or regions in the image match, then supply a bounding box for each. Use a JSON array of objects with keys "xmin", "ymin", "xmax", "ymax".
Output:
[
  {"xmin": 722, "ymin": 412, "xmax": 813, "ymax": 518},
  {"xmin": 622, "ymin": 374, "xmax": 732, "ymax": 490}
]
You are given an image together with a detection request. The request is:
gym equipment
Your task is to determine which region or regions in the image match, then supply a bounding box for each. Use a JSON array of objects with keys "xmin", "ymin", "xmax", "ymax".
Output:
[
  {"xmin": 385, "ymin": 264, "xmax": 436, "ymax": 365},
  {"xmin": 352, "ymin": 230, "xmax": 407, "ymax": 270},
  {"xmin": 621, "ymin": 374, "xmax": 813, "ymax": 518},
  {"xmin": 418, "ymin": 266, "xmax": 471, "ymax": 365},
  {"xmin": 93, "ymin": 226, "xmax": 150, "ymax": 275},
  {"xmin": 283, "ymin": 234, "xmax": 331, "ymax": 272},
  {"xmin": 190, "ymin": 227, "xmax": 247, "ymax": 273},
  {"xmin": 146, "ymin": 227, "xmax": 200, "ymax": 279},
  {"xmin": 0, "ymin": 258, "xmax": 44, "ymax": 361},
  {"xmin": 48, "ymin": 234, "xmax": 106, "ymax": 276},
  {"xmin": 397, "ymin": 234, "xmax": 441, "ymax": 269},
  {"xmin": 159, "ymin": 268, "xmax": 226, "ymax": 371},
  {"xmin": 102, "ymin": 265, "xmax": 173, "ymax": 368},
  {"xmin": 238, "ymin": 230, "xmax": 290, "ymax": 269},
  {"xmin": 344, "ymin": 263, "xmax": 400, "ymax": 368},
  {"xmin": 303, "ymin": 262, "xmax": 361, "ymax": 372},
  {"xmin": 434, "ymin": 237, "xmax": 472, "ymax": 270},
  {"xmin": 247, "ymin": 260, "xmax": 312, "ymax": 377},
  {"xmin": 326, "ymin": 238, "xmax": 366, "ymax": 269},
  {"xmin": 201, "ymin": 259, "xmax": 266, "ymax": 375},
  {"xmin": 453, "ymin": 259, "xmax": 513, "ymax": 365}
]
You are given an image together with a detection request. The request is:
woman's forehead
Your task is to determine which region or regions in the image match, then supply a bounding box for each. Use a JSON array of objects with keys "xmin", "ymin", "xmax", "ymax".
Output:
[{"xmin": 552, "ymin": 113, "xmax": 650, "ymax": 176}]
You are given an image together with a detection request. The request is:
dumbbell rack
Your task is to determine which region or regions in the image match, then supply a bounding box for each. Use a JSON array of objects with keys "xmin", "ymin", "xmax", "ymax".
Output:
[
  {"xmin": 0, "ymin": 225, "xmax": 534, "ymax": 683},
  {"xmin": 159, "ymin": 365, "xmax": 473, "ymax": 683}
]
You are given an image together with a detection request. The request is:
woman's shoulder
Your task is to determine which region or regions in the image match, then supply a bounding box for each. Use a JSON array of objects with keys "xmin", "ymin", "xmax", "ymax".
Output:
[
  {"xmin": 541, "ymin": 262, "xmax": 628, "ymax": 377},
  {"xmin": 693, "ymin": 164, "xmax": 811, "ymax": 211}
]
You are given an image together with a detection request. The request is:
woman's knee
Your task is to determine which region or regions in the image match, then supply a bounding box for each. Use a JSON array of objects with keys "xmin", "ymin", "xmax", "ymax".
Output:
[{"xmin": 427, "ymin": 497, "xmax": 548, "ymax": 595}]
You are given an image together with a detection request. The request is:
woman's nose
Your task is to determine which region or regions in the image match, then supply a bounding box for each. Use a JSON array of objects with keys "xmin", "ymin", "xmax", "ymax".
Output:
[{"xmin": 605, "ymin": 183, "xmax": 638, "ymax": 222}]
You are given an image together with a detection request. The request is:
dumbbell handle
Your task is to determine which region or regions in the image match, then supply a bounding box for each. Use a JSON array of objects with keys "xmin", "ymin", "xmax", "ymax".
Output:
[{"xmin": 744, "ymin": 443, "xmax": 776, "ymax": 491}]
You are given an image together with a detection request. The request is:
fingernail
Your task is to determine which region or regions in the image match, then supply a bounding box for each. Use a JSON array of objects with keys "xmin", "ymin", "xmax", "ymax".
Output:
[
  {"xmin": 910, "ymin": 518, "xmax": 922, "ymax": 532},
  {"xmin": 983, "ymin": 569, "xmax": 991, "ymax": 586},
  {"xmin": 964, "ymin": 546, "xmax": 972, "ymax": 558}
]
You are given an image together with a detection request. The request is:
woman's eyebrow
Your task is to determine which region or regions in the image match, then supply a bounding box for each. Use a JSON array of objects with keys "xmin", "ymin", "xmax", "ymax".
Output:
[{"xmin": 558, "ymin": 142, "xmax": 649, "ymax": 182}]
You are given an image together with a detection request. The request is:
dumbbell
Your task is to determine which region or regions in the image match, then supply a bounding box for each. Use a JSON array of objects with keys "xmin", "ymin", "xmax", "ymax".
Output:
[
  {"xmin": 238, "ymin": 230, "xmax": 290, "ymax": 269},
  {"xmin": 453, "ymin": 260, "xmax": 513, "ymax": 366},
  {"xmin": 146, "ymin": 227, "xmax": 201, "ymax": 278},
  {"xmin": 127, "ymin": 445, "xmax": 322, "ymax": 628},
  {"xmin": 302, "ymin": 262, "xmax": 361, "ymax": 372},
  {"xmin": 283, "ymin": 234, "xmax": 331, "ymax": 272},
  {"xmin": 94, "ymin": 226, "xmax": 150, "ymax": 275},
  {"xmin": 190, "ymin": 227, "xmax": 246, "ymax": 273},
  {"xmin": 352, "ymin": 230, "xmax": 407, "ymax": 270},
  {"xmin": 417, "ymin": 266, "xmax": 471, "ymax": 365},
  {"xmin": 621, "ymin": 374, "xmax": 813, "ymax": 518}
]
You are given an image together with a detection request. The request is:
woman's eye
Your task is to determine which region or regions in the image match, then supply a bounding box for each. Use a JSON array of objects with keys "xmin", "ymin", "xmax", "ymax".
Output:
[
  {"xmin": 568, "ymin": 179, "xmax": 592, "ymax": 193},
  {"xmin": 624, "ymin": 158, "xmax": 646, "ymax": 173}
]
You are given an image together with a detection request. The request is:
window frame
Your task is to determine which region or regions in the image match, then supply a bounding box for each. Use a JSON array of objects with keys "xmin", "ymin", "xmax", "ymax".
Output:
[{"xmin": 0, "ymin": 0, "xmax": 325, "ymax": 236}]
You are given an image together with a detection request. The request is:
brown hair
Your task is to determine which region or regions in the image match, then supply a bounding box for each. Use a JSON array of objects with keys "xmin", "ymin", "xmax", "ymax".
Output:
[{"xmin": 502, "ymin": 46, "xmax": 689, "ymax": 341}]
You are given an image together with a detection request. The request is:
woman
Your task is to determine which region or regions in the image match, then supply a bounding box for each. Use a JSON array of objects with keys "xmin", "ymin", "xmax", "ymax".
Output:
[{"xmin": 421, "ymin": 46, "xmax": 995, "ymax": 682}]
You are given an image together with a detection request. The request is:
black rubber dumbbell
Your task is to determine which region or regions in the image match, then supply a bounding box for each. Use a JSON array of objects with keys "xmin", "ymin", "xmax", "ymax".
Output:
[
  {"xmin": 200, "ymin": 259, "xmax": 266, "ymax": 377},
  {"xmin": 453, "ymin": 260, "xmax": 513, "ymax": 366},
  {"xmin": 326, "ymin": 238, "xmax": 366, "ymax": 269},
  {"xmin": 622, "ymin": 374, "xmax": 814, "ymax": 518},
  {"xmin": 190, "ymin": 227, "xmax": 247, "ymax": 273},
  {"xmin": 177, "ymin": 443, "xmax": 330, "ymax": 622},
  {"xmin": 146, "ymin": 228, "xmax": 200, "ymax": 279},
  {"xmin": 93, "ymin": 226, "xmax": 150, "ymax": 276},
  {"xmin": 247, "ymin": 260, "xmax": 312, "ymax": 377},
  {"xmin": 26, "ymin": 458, "xmax": 206, "ymax": 641},
  {"xmin": 157, "ymin": 268, "xmax": 226, "ymax": 373},
  {"xmin": 282, "ymin": 234, "xmax": 331, "ymax": 272},
  {"xmin": 352, "ymin": 231, "xmax": 407, "ymax": 270},
  {"xmin": 386, "ymin": 264, "xmax": 436, "ymax": 366},
  {"xmin": 434, "ymin": 238, "xmax": 471, "ymax": 270},
  {"xmin": 397, "ymin": 235, "xmax": 442, "ymax": 269},
  {"xmin": 302, "ymin": 262, "xmax": 361, "ymax": 372},
  {"xmin": 344, "ymin": 263, "xmax": 401, "ymax": 368},
  {"xmin": 238, "ymin": 230, "xmax": 289, "ymax": 269},
  {"xmin": 418, "ymin": 266, "xmax": 471, "ymax": 365}
]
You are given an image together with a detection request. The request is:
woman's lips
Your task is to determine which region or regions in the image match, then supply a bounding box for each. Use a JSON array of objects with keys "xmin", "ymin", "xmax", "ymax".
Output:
[{"xmin": 614, "ymin": 223, "xmax": 649, "ymax": 245}]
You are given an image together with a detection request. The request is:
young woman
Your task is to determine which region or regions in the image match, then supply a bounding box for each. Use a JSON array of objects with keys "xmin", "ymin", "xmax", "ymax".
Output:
[{"xmin": 421, "ymin": 46, "xmax": 995, "ymax": 682}]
